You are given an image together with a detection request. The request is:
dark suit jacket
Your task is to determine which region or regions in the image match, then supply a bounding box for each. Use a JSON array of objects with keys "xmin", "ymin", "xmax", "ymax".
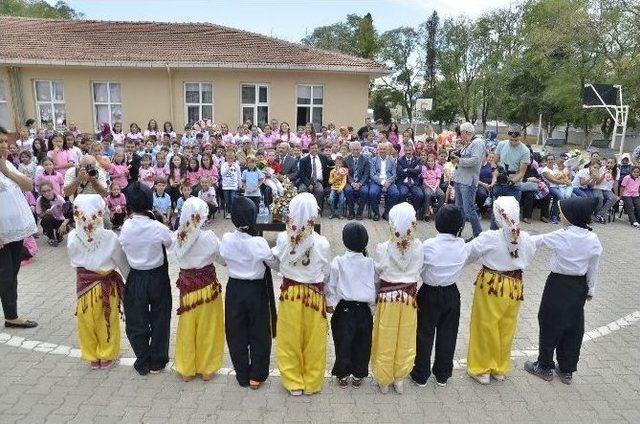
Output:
[
  {"xmin": 279, "ymin": 155, "xmax": 298, "ymax": 182},
  {"xmin": 344, "ymin": 154, "xmax": 371, "ymax": 185},
  {"xmin": 298, "ymin": 154, "xmax": 330, "ymax": 188},
  {"xmin": 397, "ymin": 155, "xmax": 422, "ymax": 186},
  {"xmin": 127, "ymin": 152, "xmax": 142, "ymax": 183}
]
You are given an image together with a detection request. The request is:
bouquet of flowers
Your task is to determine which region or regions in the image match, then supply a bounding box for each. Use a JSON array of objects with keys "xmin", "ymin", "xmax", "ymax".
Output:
[
  {"xmin": 269, "ymin": 176, "xmax": 297, "ymax": 222},
  {"xmin": 564, "ymin": 149, "xmax": 585, "ymax": 170}
]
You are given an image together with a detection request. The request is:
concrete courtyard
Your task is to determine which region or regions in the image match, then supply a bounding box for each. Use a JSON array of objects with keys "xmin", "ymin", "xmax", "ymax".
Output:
[{"xmin": 0, "ymin": 215, "xmax": 639, "ymax": 423}]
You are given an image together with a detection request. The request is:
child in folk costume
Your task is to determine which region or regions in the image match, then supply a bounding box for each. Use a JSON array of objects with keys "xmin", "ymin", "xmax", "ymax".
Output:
[
  {"xmin": 525, "ymin": 197, "xmax": 602, "ymax": 385},
  {"xmin": 371, "ymin": 202, "xmax": 424, "ymax": 394},
  {"xmin": 326, "ymin": 222, "xmax": 376, "ymax": 389},
  {"xmin": 68, "ymin": 194, "xmax": 129, "ymax": 369},
  {"xmin": 272, "ymin": 193, "xmax": 331, "ymax": 396},
  {"xmin": 119, "ymin": 182, "xmax": 173, "ymax": 376},
  {"xmin": 464, "ymin": 196, "xmax": 537, "ymax": 385},
  {"xmin": 410, "ymin": 204, "xmax": 466, "ymax": 388},
  {"xmin": 219, "ymin": 196, "xmax": 278, "ymax": 389},
  {"xmin": 172, "ymin": 197, "xmax": 224, "ymax": 382}
]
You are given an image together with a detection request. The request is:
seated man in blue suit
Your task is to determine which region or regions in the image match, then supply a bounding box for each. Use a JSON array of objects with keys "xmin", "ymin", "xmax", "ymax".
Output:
[
  {"xmin": 368, "ymin": 142, "xmax": 399, "ymax": 221},
  {"xmin": 396, "ymin": 142, "xmax": 424, "ymax": 212},
  {"xmin": 343, "ymin": 141, "xmax": 370, "ymax": 220}
]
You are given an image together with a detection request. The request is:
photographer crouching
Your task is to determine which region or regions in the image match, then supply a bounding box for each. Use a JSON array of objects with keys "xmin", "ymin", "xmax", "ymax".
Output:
[
  {"xmin": 490, "ymin": 125, "xmax": 530, "ymax": 229},
  {"xmin": 63, "ymin": 154, "xmax": 112, "ymax": 229}
]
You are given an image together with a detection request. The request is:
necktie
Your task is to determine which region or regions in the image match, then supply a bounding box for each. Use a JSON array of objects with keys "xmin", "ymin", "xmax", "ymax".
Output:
[{"xmin": 311, "ymin": 156, "xmax": 317, "ymax": 181}]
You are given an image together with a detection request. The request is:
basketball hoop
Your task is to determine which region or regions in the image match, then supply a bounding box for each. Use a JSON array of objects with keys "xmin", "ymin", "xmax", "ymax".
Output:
[{"xmin": 582, "ymin": 83, "xmax": 629, "ymax": 154}]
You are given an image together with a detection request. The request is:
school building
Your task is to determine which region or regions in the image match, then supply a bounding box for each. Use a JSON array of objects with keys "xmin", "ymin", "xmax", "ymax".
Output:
[{"xmin": 0, "ymin": 17, "xmax": 387, "ymax": 133}]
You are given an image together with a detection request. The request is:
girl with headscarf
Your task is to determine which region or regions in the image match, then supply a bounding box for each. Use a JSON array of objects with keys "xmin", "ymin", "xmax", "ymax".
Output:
[
  {"xmin": 525, "ymin": 197, "xmax": 602, "ymax": 385},
  {"xmin": 67, "ymin": 194, "xmax": 129, "ymax": 369},
  {"xmin": 464, "ymin": 196, "xmax": 537, "ymax": 385},
  {"xmin": 272, "ymin": 193, "xmax": 331, "ymax": 396},
  {"xmin": 171, "ymin": 197, "xmax": 224, "ymax": 382},
  {"xmin": 219, "ymin": 196, "xmax": 278, "ymax": 389},
  {"xmin": 326, "ymin": 222, "xmax": 375, "ymax": 389},
  {"xmin": 119, "ymin": 182, "xmax": 173, "ymax": 376},
  {"xmin": 371, "ymin": 202, "xmax": 424, "ymax": 394}
]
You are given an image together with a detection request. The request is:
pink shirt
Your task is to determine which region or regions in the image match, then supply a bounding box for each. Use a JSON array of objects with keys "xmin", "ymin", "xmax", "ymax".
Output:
[
  {"xmin": 109, "ymin": 163, "xmax": 129, "ymax": 189},
  {"xmin": 105, "ymin": 193, "xmax": 127, "ymax": 214},
  {"xmin": 200, "ymin": 166, "xmax": 219, "ymax": 184},
  {"xmin": 621, "ymin": 175, "xmax": 640, "ymax": 197},
  {"xmin": 186, "ymin": 169, "xmax": 202, "ymax": 186},
  {"xmin": 421, "ymin": 166, "xmax": 442, "ymax": 189},
  {"xmin": 153, "ymin": 164, "xmax": 169, "ymax": 181},
  {"xmin": 35, "ymin": 172, "xmax": 65, "ymax": 195},
  {"xmin": 138, "ymin": 166, "xmax": 157, "ymax": 189},
  {"xmin": 36, "ymin": 194, "xmax": 65, "ymax": 219},
  {"xmin": 47, "ymin": 149, "xmax": 75, "ymax": 172},
  {"xmin": 260, "ymin": 133, "xmax": 278, "ymax": 149},
  {"xmin": 300, "ymin": 134, "xmax": 313, "ymax": 150}
]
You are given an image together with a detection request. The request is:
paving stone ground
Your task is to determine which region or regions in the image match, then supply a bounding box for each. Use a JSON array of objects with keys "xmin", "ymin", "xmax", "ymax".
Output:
[{"xmin": 1, "ymin": 214, "xmax": 639, "ymax": 423}]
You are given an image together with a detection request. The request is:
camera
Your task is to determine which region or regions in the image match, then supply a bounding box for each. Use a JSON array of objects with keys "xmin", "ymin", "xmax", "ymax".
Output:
[
  {"xmin": 85, "ymin": 164, "xmax": 98, "ymax": 178},
  {"xmin": 496, "ymin": 164, "xmax": 516, "ymax": 186}
]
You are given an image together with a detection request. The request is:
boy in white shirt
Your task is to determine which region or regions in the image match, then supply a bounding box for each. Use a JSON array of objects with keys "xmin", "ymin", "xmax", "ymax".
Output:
[
  {"xmin": 326, "ymin": 222, "xmax": 376, "ymax": 389},
  {"xmin": 525, "ymin": 197, "xmax": 602, "ymax": 385},
  {"xmin": 410, "ymin": 204, "xmax": 466, "ymax": 388},
  {"xmin": 67, "ymin": 194, "xmax": 129, "ymax": 370},
  {"xmin": 219, "ymin": 196, "xmax": 278, "ymax": 389}
]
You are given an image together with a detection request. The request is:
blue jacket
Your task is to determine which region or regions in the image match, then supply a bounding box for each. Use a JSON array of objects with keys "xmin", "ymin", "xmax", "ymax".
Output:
[
  {"xmin": 345, "ymin": 154, "xmax": 370, "ymax": 185},
  {"xmin": 369, "ymin": 156, "xmax": 396, "ymax": 185},
  {"xmin": 397, "ymin": 155, "xmax": 422, "ymax": 186}
]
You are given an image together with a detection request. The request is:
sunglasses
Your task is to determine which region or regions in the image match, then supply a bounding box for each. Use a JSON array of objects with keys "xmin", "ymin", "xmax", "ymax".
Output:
[{"xmin": 508, "ymin": 131, "xmax": 520, "ymax": 137}]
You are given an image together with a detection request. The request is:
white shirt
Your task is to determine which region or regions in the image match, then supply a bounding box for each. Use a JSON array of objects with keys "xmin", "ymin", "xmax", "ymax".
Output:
[
  {"xmin": 119, "ymin": 215, "xmax": 173, "ymax": 270},
  {"xmin": 219, "ymin": 231, "xmax": 276, "ymax": 280},
  {"xmin": 0, "ymin": 160, "xmax": 38, "ymax": 243},
  {"xmin": 272, "ymin": 232, "xmax": 331, "ymax": 284},
  {"xmin": 64, "ymin": 166, "xmax": 109, "ymax": 198},
  {"xmin": 421, "ymin": 234, "xmax": 468, "ymax": 287},
  {"xmin": 593, "ymin": 167, "xmax": 614, "ymax": 191},
  {"xmin": 374, "ymin": 240, "xmax": 424, "ymax": 283},
  {"xmin": 174, "ymin": 231, "xmax": 221, "ymax": 270},
  {"xmin": 326, "ymin": 251, "xmax": 377, "ymax": 308},
  {"xmin": 572, "ymin": 168, "xmax": 592, "ymax": 188},
  {"xmin": 67, "ymin": 230, "xmax": 130, "ymax": 278},
  {"xmin": 310, "ymin": 154, "xmax": 323, "ymax": 181},
  {"xmin": 531, "ymin": 226, "xmax": 602, "ymax": 296},
  {"xmin": 379, "ymin": 158, "xmax": 387, "ymax": 183},
  {"xmin": 465, "ymin": 229, "xmax": 536, "ymax": 271}
]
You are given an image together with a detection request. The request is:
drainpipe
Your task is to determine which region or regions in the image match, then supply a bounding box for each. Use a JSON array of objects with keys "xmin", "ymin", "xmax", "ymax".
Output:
[{"xmin": 166, "ymin": 64, "xmax": 174, "ymax": 124}]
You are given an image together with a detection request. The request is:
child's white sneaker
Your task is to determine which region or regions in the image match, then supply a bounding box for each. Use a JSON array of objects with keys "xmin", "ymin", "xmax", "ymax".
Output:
[
  {"xmin": 392, "ymin": 380, "xmax": 404, "ymax": 394},
  {"xmin": 633, "ymin": 222, "xmax": 640, "ymax": 228}
]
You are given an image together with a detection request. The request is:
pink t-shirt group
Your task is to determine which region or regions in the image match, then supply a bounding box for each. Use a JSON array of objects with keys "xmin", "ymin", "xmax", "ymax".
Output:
[{"xmin": 620, "ymin": 175, "xmax": 640, "ymax": 197}]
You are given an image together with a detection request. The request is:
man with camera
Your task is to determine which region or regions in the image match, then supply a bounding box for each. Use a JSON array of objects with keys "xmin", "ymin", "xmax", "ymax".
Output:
[
  {"xmin": 452, "ymin": 122, "xmax": 484, "ymax": 238},
  {"xmin": 491, "ymin": 125, "xmax": 530, "ymax": 229},
  {"xmin": 64, "ymin": 154, "xmax": 109, "ymax": 199}
]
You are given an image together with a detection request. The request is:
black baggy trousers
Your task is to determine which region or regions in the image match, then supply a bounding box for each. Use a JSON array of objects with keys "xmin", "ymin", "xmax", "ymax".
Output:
[{"xmin": 330, "ymin": 300, "xmax": 373, "ymax": 379}]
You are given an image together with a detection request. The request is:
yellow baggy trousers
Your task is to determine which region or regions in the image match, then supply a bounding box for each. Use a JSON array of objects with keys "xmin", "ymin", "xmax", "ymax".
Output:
[{"xmin": 76, "ymin": 284, "xmax": 121, "ymax": 362}]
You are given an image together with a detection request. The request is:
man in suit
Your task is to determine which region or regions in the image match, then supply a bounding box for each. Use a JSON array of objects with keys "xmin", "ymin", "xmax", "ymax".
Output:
[
  {"xmin": 369, "ymin": 142, "xmax": 400, "ymax": 221},
  {"xmin": 344, "ymin": 141, "xmax": 370, "ymax": 220},
  {"xmin": 276, "ymin": 141, "xmax": 298, "ymax": 183},
  {"xmin": 124, "ymin": 138, "xmax": 141, "ymax": 184},
  {"xmin": 297, "ymin": 142, "xmax": 330, "ymax": 210},
  {"xmin": 397, "ymin": 142, "xmax": 424, "ymax": 213}
]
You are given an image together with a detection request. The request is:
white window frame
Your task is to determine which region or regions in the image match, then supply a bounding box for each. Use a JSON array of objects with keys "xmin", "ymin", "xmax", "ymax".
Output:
[
  {"xmin": 0, "ymin": 79, "xmax": 8, "ymax": 129},
  {"xmin": 184, "ymin": 82, "xmax": 214, "ymax": 125},
  {"xmin": 91, "ymin": 81, "xmax": 122, "ymax": 131},
  {"xmin": 296, "ymin": 84, "xmax": 324, "ymax": 130},
  {"xmin": 34, "ymin": 80, "xmax": 66, "ymax": 129},
  {"xmin": 240, "ymin": 83, "xmax": 269, "ymax": 126}
]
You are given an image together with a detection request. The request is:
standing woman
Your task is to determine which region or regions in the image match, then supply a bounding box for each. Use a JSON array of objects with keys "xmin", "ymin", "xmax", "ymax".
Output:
[
  {"xmin": 172, "ymin": 197, "xmax": 224, "ymax": 382},
  {"xmin": 464, "ymin": 196, "xmax": 537, "ymax": 384},
  {"xmin": 371, "ymin": 202, "xmax": 424, "ymax": 394},
  {"xmin": 272, "ymin": 193, "xmax": 331, "ymax": 396},
  {"xmin": 119, "ymin": 182, "xmax": 173, "ymax": 376},
  {"xmin": 0, "ymin": 126, "xmax": 38, "ymax": 328}
]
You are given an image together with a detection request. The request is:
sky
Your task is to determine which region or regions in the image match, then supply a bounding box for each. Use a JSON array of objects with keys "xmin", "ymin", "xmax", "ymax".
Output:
[{"xmin": 52, "ymin": 0, "xmax": 515, "ymax": 42}]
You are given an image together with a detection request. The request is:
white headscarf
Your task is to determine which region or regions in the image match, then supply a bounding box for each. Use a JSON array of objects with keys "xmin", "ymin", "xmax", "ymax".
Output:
[
  {"xmin": 173, "ymin": 197, "xmax": 209, "ymax": 261},
  {"xmin": 493, "ymin": 196, "xmax": 521, "ymax": 258},
  {"xmin": 280, "ymin": 192, "xmax": 319, "ymax": 263},
  {"xmin": 72, "ymin": 194, "xmax": 106, "ymax": 251},
  {"xmin": 386, "ymin": 202, "xmax": 418, "ymax": 271}
]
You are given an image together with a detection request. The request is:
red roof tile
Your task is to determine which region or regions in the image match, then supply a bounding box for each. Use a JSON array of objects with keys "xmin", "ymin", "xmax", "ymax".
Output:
[{"xmin": 0, "ymin": 17, "xmax": 388, "ymax": 75}]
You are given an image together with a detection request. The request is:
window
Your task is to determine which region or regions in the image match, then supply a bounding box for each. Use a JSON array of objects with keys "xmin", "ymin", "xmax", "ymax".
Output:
[
  {"xmin": 241, "ymin": 84, "xmax": 269, "ymax": 127},
  {"xmin": 35, "ymin": 80, "xmax": 66, "ymax": 128},
  {"xmin": 0, "ymin": 80, "xmax": 8, "ymax": 129},
  {"xmin": 184, "ymin": 82, "xmax": 213, "ymax": 125},
  {"xmin": 92, "ymin": 82, "xmax": 122, "ymax": 130},
  {"xmin": 296, "ymin": 85, "xmax": 323, "ymax": 131}
]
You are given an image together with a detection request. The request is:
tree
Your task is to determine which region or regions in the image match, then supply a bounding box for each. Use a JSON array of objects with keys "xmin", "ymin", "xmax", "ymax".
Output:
[
  {"xmin": 0, "ymin": 0, "xmax": 83, "ymax": 18},
  {"xmin": 378, "ymin": 27, "xmax": 423, "ymax": 122},
  {"xmin": 370, "ymin": 90, "xmax": 392, "ymax": 125},
  {"xmin": 301, "ymin": 13, "xmax": 378, "ymax": 59},
  {"xmin": 421, "ymin": 11, "xmax": 439, "ymax": 96}
]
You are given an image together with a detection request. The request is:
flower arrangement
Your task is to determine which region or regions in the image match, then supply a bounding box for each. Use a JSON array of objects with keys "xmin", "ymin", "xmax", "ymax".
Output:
[{"xmin": 269, "ymin": 176, "xmax": 297, "ymax": 222}]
